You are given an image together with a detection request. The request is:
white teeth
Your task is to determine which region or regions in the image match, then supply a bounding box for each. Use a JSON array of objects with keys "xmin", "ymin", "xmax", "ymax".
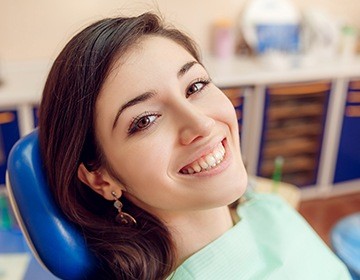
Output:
[
  {"xmin": 181, "ymin": 141, "xmax": 226, "ymax": 174},
  {"xmin": 187, "ymin": 167, "xmax": 195, "ymax": 174},
  {"xmin": 198, "ymin": 158, "xmax": 209, "ymax": 169},
  {"xmin": 213, "ymin": 151, "xmax": 223, "ymax": 162},
  {"xmin": 205, "ymin": 155, "xmax": 216, "ymax": 167},
  {"xmin": 219, "ymin": 144, "xmax": 225, "ymax": 155},
  {"xmin": 192, "ymin": 162, "xmax": 202, "ymax": 173}
]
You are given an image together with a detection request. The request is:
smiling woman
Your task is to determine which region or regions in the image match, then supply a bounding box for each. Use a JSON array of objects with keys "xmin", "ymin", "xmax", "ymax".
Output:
[{"xmin": 39, "ymin": 12, "xmax": 351, "ymax": 280}]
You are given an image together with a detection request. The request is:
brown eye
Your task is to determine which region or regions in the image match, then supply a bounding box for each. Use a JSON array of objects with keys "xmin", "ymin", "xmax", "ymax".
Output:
[
  {"xmin": 137, "ymin": 116, "xmax": 152, "ymax": 129},
  {"xmin": 128, "ymin": 113, "xmax": 160, "ymax": 135},
  {"xmin": 187, "ymin": 83, "xmax": 205, "ymax": 95},
  {"xmin": 186, "ymin": 79, "xmax": 211, "ymax": 97}
]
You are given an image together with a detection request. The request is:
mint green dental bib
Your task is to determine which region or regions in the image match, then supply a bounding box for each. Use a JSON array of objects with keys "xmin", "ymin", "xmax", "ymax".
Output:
[{"xmin": 168, "ymin": 193, "xmax": 351, "ymax": 280}]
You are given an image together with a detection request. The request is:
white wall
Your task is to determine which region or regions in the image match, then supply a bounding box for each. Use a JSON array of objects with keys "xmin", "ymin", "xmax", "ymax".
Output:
[{"xmin": 0, "ymin": 0, "xmax": 359, "ymax": 61}]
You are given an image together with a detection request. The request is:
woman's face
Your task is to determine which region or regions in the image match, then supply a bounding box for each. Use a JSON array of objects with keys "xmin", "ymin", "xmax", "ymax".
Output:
[{"xmin": 94, "ymin": 36, "xmax": 247, "ymax": 218}]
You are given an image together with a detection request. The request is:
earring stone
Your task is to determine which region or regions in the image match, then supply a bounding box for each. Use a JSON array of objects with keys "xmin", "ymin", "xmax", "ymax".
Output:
[{"xmin": 111, "ymin": 191, "xmax": 137, "ymax": 226}]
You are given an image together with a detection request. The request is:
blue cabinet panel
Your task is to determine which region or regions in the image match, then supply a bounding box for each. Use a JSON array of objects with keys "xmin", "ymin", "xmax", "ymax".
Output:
[
  {"xmin": 33, "ymin": 106, "xmax": 39, "ymax": 127},
  {"xmin": 334, "ymin": 80, "xmax": 360, "ymax": 183},
  {"xmin": 0, "ymin": 110, "xmax": 20, "ymax": 185},
  {"xmin": 222, "ymin": 87, "xmax": 247, "ymax": 140}
]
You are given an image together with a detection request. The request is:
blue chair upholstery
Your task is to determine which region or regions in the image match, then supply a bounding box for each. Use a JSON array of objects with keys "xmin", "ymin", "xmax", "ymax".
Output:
[
  {"xmin": 331, "ymin": 212, "xmax": 360, "ymax": 280},
  {"xmin": 6, "ymin": 129, "xmax": 100, "ymax": 280}
]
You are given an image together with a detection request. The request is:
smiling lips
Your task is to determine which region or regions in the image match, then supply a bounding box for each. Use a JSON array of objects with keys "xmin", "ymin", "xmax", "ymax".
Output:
[{"xmin": 180, "ymin": 141, "xmax": 226, "ymax": 174}]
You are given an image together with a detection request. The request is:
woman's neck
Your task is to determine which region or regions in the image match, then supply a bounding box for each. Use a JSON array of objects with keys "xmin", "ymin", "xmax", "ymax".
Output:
[{"xmin": 164, "ymin": 206, "xmax": 234, "ymax": 267}]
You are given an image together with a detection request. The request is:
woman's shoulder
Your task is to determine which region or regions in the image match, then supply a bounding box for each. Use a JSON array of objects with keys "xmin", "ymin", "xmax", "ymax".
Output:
[
  {"xmin": 169, "ymin": 191, "xmax": 351, "ymax": 280},
  {"xmin": 237, "ymin": 191, "xmax": 295, "ymax": 217},
  {"xmin": 237, "ymin": 191, "xmax": 351, "ymax": 279},
  {"xmin": 236, "ymin": 191, "xmax": 318, "ymax": 240}
]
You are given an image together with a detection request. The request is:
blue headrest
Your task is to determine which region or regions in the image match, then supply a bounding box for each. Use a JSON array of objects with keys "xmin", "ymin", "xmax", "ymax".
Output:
[{"xmin": 6, "ymin": 129, "xmax": 100, "ymax": 280}]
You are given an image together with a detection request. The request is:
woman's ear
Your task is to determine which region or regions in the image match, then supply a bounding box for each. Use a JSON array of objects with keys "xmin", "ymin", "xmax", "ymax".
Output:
[{"xmin": 77, "ymin": 163, "xmax": 122, "ymax": 200}]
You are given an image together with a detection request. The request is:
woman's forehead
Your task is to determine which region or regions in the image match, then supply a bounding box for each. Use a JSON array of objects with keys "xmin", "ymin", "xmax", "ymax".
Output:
[
  {"xmin": 111, "ymin": 36, "xmax": 195, "ymax": 73},
  {"xmin": 101, "ymin": 36, "xmax": 196, "ymax": 96}
]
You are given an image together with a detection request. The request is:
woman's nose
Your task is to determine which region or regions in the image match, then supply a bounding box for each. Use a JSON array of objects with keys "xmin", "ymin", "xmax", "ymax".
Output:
[{"xmin": 177, "ymin": 104, "xmax": 216, "ymax": 145}]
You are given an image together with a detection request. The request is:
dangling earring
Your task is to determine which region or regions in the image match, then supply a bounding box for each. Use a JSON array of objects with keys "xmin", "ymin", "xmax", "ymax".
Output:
[{"xmin": 111, "ymin": 191, "xmax": 137, "ymax": 226}]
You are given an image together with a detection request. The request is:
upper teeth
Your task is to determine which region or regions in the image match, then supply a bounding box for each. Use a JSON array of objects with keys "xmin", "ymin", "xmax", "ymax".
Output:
[{"xmin": 181, "ymin": 142, "xmax": 225, "ymax": 174}]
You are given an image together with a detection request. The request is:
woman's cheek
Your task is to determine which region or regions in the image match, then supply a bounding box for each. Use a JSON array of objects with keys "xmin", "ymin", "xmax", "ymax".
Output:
[{"xmin": 217, "ymin": 92, "xmax": 239, "ymax": 124}]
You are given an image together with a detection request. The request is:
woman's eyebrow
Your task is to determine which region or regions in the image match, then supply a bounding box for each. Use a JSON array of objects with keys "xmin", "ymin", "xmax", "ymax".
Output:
[
  {"xmin": 178, "ymin": 61, "xmax": 198, "ymax": 78},
  {"xmin": 112, "ymin": 91, "xmax": 156, "ymax": 130}
]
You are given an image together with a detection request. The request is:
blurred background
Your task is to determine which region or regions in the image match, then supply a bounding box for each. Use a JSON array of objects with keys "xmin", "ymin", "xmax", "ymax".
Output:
[
  {"xmin": 0, "ymin": 0, "xmax": 359, "ymax": 60},
  {"xmin": 0, "ymin": 0, "xmax": 360, "ymax": 279}
]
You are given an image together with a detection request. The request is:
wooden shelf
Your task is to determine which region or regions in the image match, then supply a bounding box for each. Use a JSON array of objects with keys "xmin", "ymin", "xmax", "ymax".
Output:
[{"xmin": 258, "ymin": 81, "xmax": 330, "ymax": 187}]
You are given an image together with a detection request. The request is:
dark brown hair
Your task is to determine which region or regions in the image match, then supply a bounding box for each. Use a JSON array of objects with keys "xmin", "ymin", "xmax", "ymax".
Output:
[{"xmin": 39, "ymin": 13, "xmax": 200, "ymax": 280}]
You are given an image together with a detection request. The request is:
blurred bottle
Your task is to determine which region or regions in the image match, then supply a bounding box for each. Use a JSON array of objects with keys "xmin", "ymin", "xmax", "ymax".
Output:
[
  {"xmin": 211, "ymin": 19, "xmax": 236, "ymax": 60},
  {"xmin": 340, "ymin": 26, "xmax": 358, "ymax": 60},
  {"xmin": 272, "ymin": 156, "xmax": 284, "ymax": 193}
]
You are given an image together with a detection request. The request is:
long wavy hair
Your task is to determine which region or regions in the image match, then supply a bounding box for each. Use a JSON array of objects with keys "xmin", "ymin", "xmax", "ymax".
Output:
[{"xmin": 39, "ymin": 13, "xmax": 200, "ymax": 280}]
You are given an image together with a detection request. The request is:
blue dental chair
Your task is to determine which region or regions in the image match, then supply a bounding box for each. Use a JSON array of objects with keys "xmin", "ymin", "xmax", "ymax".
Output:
[
  {"xmin": 6, "ymin": 129, "xmax": 101, "ymax": 280},
  {"xmin": 331, "ymin": 212, "xmax": 360, "ymax": 280}
]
